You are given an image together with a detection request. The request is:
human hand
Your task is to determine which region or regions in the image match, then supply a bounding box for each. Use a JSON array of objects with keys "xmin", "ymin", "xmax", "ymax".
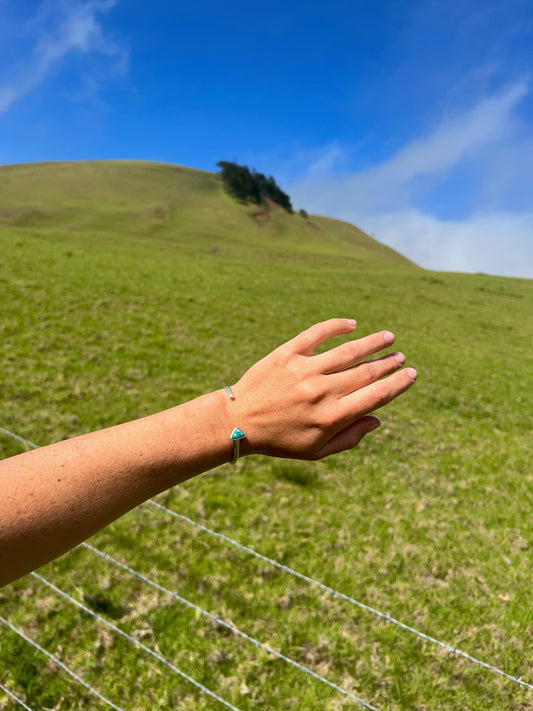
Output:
[{"xmin": 227, "ymin": 318, "xmax": 417, "ymax": 460}]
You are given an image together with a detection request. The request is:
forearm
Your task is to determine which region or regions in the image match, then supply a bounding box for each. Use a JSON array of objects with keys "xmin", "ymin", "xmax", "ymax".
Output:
[
  {"xmin": 0, "ymin": 389, "xmax": 232, "ymax": 586},
  {"xmin": 0, "ymin": 318, "xmax": 417, "ymax": 588}
]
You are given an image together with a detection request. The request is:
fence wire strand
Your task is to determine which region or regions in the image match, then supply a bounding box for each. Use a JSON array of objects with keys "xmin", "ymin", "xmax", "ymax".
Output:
[
  {"xmin": 0, "ymin": 427, "xmax": 38, "ymax": 450},
  {"xmin": 0, "ymin": 682, "xmax": 36, "ymax": 711}
]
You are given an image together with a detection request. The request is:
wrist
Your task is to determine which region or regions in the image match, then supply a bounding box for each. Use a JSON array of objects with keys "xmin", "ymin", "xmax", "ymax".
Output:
[{"xmin": 219, "ymin": 385, "xmax": 253, "ymax": 460}]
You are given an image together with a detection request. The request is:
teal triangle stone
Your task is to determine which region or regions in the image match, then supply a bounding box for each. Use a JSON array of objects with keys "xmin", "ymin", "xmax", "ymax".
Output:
[{"xmin": 230, "ymin": 427, "xmax": 246, "ymax": 440}]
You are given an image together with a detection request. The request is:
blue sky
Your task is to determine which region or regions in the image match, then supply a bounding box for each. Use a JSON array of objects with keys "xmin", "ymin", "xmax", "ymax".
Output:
[{"xmin": 1, "ymin": 0, "xmax": 532, "ymax": 278}]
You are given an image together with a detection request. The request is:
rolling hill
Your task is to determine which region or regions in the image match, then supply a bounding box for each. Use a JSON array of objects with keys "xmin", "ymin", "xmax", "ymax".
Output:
[{"xmin": 0, "ymin": 160, "xmax": 416, "ymax": 268}]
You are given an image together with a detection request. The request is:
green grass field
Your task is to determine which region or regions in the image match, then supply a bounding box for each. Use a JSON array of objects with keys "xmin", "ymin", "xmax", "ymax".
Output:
[{"xmin": 0, "ymin": 161, "xmax": 532, "ymax": 710}]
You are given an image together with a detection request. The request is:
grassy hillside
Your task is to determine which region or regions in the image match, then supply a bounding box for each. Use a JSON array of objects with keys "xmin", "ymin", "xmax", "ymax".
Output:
[
  {"xmin": 0, "ymin": 160, "xmax": 414, "ymax": 268},
  {"xmin": 0, "ymin": 161, "xmax": 532, "ymax": 710}
]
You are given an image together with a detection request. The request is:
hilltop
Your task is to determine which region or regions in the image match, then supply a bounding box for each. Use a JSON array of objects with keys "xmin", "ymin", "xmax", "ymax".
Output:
[{"xmin": 0, "ymin": 160, "xmax": 416, "ymax": 270}]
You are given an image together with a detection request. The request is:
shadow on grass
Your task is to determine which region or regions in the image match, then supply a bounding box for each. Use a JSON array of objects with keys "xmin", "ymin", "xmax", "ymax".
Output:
[{"xmin": 270, "ymin": 461, "xmax": 320, "ymax": 489}]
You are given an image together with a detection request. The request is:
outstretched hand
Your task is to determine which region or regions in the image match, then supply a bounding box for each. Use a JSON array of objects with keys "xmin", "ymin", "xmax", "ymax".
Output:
[{"xmin": 227, "ymin": 318, "xmax": 417, "ymax": 460}]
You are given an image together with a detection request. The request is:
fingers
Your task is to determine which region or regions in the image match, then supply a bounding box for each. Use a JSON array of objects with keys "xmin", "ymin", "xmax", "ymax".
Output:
[
  {"xmin": 289, "ymin": 318, "xmax": 357, "ymax": 356},
  {"xmin": 315, "ymin": 417, "xmax": 381, "ymax": 459},
  {"xmin": 317, "ymin": 330, "xmax": 396, "ymax": 374},
  {"xmin": 331, "ymin": 351, "xmax": 406, "ymax": 395},
  {"xmin": 339, "ymin": 367, "xmax": 417, "ymax": 423}
]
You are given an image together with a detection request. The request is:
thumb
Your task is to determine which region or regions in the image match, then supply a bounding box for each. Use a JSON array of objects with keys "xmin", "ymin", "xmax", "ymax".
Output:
[{"xmin": 316, "ymin": 417, "xmax": 381, "ymax": 459}]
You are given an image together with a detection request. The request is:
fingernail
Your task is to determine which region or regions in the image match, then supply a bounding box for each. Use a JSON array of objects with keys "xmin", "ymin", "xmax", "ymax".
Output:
[
  {"xmin": 406, "ymin": 368, "xmax": 418, "ymax": 381},
  {"xmin": 368, "ymin": 419, "xmax": 381, "ymax": 432},
  {"xmin": 383, "ymin": 331, "xmax": 395, "ymax": 345},
  {"xmin": 394, "ymin": 352, "xmax": 406, "ymax": 365},
  {"xmin": 347, "ymin": 319, "xmax": 357, "ymax": 327}
]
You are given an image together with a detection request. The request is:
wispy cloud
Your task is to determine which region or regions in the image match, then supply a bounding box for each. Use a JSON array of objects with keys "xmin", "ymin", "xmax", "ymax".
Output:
[
  {"xmin": 0, "ymin": 0, "xmax": 127, "ymax": 114},
  {"xmin": 289, "ymin": 83, "xmax": 533, "ymax": 278}
]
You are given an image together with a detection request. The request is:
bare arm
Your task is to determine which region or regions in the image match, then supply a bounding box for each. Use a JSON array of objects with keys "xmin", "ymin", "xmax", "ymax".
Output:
[{"xmin": 0, "ymin": 319, "xmax": 417, "ymax": 586}]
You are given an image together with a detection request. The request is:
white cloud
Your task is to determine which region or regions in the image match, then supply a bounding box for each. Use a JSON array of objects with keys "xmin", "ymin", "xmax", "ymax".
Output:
[
  {"xmin": 0, "ymin": 0, "xmax": 127, "ymax": 114},
  {"xmin": 289, "ymin": 83, "xmax": 533, "ymax": 278},
  {"xmin": 363, "ymin": 210, "xmax": 533, "ymax": 278}
]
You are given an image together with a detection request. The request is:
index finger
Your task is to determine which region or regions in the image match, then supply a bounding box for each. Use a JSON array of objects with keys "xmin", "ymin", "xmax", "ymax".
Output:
[
  {"xmin": 288, "ymin": 318, "xmax": 358, "ymax": 356},
  {"xmin": 316, "ymin": 330, "xmax": 396, "ymax": 373}
]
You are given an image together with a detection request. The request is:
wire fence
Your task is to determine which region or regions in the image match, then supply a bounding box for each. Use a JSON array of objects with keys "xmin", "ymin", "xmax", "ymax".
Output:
[
  {"xmin": 148, "ymin": 500, "xmax": 533, "ymax": 688},
  {"xmin": 80, "ymin": 543, "xmax": 381, "ymax": 709},
  {"xmin": 1, "ymin": 426, "xmax": 531, "ymax": 710}
]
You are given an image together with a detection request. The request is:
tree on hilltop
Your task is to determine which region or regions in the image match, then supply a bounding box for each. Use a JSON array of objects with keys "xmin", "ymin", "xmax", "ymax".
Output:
[{"xmin": 217, "ymin": 161, "xmax": 293, "ymax": 213}]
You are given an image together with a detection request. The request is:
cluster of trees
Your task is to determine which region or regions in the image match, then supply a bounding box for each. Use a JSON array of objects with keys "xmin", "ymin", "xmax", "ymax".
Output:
[{"xmin": 217, "ymin": 161, "xmax": 293, "ymax": 213}]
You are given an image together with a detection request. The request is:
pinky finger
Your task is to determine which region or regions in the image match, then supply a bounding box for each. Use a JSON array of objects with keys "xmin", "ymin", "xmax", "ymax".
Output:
[{"xmin": 315, "ymin": 416, "xmax": 381, "ymax": 459}]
